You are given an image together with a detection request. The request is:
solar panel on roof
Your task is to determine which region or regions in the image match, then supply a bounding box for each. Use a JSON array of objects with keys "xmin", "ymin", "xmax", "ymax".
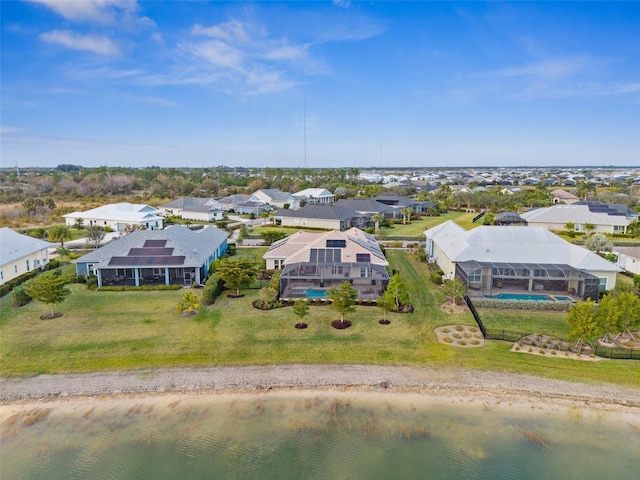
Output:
[
  {"xmin": 326, "ymin": 239, "xmax": 346, "ymax": 248},
  {"xmin": 128, "ymin": 247, "xmax": 174, "ymax": 256},
  {"xmin": 109, "ymin": 256, "xmax": 185, "ymax": 266},
  {"xmin": 144, "ymin": 240, "xmax": 167, "ymax": 247}
]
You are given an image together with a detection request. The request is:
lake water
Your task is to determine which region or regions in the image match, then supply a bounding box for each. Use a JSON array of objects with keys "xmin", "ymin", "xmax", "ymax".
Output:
[{"xmin": 1, "ymin": 391, "xmax": 639, "ymax": 479}]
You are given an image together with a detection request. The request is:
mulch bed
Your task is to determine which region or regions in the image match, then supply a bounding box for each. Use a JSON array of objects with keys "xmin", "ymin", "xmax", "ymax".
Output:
[
  {"xmin": 331, "ymin": 320, "xmax": 352, "ymax": 329},
  {"xmin": 295, "ymin": 323, "xmax": 308, "ymax": 329},
  {"xmin": 40, "ymin": 313, "xmax": 63, "ymax": 320},
  {"xmin": 227, "ymin": 293, "xmax": 245, "ymax": 298},
  {"xmin": 378, "ymin": 319, "xmax": 391, "ymax": 325}
]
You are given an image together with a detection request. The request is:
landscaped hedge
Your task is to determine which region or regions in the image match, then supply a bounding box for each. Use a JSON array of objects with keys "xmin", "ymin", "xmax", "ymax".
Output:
[
  {"xmin": 472, "ymin": 298, "xmax": 572, "ymax": 312},
  {"xmin": 99, "ymin": 284, "xmax": 182, "ymax": 291}
]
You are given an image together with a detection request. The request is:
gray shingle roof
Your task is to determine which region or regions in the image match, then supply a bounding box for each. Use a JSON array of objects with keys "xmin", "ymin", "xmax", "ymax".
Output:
[
  {"xmin": 73, "ymin": 225, "xmax": 228, "ymax": 268},
  {"xmin": 275, "ymin": 204, "xmax": 362, "ymax": 220},
  {"xmin": 334, "ymin": 199, "xmax": 392, "ymax": 214}
]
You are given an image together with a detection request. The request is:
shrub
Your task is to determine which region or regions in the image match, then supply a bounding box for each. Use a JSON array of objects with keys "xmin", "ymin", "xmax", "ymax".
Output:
[
  {"xmin": 12, "ymin": 285, "xmax": 31, "ymax": 307},
  {"xmin": 86, "ymin": 275, "xmax": 98, "ymax": 290},
  {"xmin": 98, "ymin": 285, "xmax": 182, "ymax": 291},
  {"xmin": 430, "ymin": 272, "xmax": 443, "ymax": 285},
  {"xmin": 201, "ymin": 274, "xmax": 223, "ymax": 305},
  {"xmin": 471, "ymin": 298, "xmax": 571, "ymax": 312}
]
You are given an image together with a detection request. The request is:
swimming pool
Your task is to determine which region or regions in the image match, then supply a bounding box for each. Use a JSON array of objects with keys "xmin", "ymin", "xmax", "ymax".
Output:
[
  {"xmin": 552, "ymin": 296, "xmax": 574, "ymax": 302},
  {"xmin": 306, "ymin": 289, "xmax": 327, "ymax": 298},
  {"xmin": 289, "ymin": 288, "xmax": 327, "ymax": 298}
]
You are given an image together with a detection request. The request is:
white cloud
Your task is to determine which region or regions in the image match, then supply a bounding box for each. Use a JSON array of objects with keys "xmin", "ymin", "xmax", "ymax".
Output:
[
  {"xmin": 26, "ymin": 0, "xmax": 138, "ymax": 24},
  {"xmin": 333, "ymin": 0, "xmax": 351, "ymax": 8},
  {"xmin": 264, "ymin": 45, "xmax": 308, "ymax": 62},
  {"xmin": 482, "ymin": 55, "xmax": 606, "ymax": 81},
  {"xmin": 40, "ymin": 30, "xmax": 120, "ymax": 55},
  {"xmin": 0, "ymin": 126, "xmax": 22, "ymax": 134},
  {"xmin": 191, "ymin": 20, "xmax": 249, "ymax": 43},
  {"xmin": 150, "ymin": 32, "xmax": 164, "ymax": 43},
  {"xmin": 184, "ymin": 40, "xmax": 244, "ymax": 69},
  {"xmin": 137, "ymin": 96, "xmax": 179, "ymax": 107}
]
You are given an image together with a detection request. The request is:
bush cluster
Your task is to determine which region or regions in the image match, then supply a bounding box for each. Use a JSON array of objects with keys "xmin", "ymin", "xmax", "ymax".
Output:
[
  {"xmin": 430, "ymin": 271, "xmax": 443, "ymax": 285},
  {"xmin": 472, "ymin": 298, "xmax": 571, "ymax": 312},
  {"xmin": 12, "ymin": 285, "xmax": 32, "ymax": 307},
  {"xmin": 99, "ymin": 284, "xmax": 182, "ymax": 291}
]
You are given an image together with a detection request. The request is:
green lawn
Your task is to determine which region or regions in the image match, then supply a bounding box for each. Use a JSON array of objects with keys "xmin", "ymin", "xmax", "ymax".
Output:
[
  {"xmin": 387, "ymin": 211, "xmax": 478, "ymax": 237},
  {"xmin": 1, "ymin": 251, "xmax": 638, "ymax": 389}
]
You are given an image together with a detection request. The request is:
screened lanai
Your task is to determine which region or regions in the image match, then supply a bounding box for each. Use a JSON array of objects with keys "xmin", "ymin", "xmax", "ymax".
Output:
[
  {"xmin": 279, "ymin": 261, "xmax": 390, "ymax": 299},
  {"xmin": 456, "ymin": 260, "xmax": 601, "ymax": 300}
]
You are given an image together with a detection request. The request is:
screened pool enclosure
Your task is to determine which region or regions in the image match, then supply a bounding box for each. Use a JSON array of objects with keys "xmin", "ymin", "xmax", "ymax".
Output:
[{"xmin": 456, "ymin": 260, "xmax": 601, "ymax": 301}]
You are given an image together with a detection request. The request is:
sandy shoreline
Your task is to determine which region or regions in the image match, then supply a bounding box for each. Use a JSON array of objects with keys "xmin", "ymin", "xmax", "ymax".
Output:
[{"xmin": 2, "ymin": 365, "xmax": 640, "ymax": 413}]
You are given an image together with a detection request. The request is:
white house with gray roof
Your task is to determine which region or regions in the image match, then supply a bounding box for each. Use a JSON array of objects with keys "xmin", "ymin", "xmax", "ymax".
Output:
[
  {"xmin": 63, "ymin": 203, "xmax": 164, "ymax": 232},
  {"xmin": 292, "ymin": 188, "xmax": 335, "ymax": 205},
  {"xmin": 0, "ymin": 228, "xmax": 53, "ymax": 285},
  {"xmin": 425, "ymin": 221, "xmax": 620, "ymax": 300},
  {"xmin": 159, "ymin": 197, "xmax": 225, "ymax": 222},
  {"xmin": 73, "ymin": 225, "xmax": 228, "ymax": 288},
  {"xmin": 520, "ymin": 204, "xmax": 631, "ymax": 234},
  {"xmin": 263, "ymin": 227, "xmax": 390, "ymax": 299},
  {"xmin": 249, "ymin": 189, "xmax": 299, "ymax": 209}
]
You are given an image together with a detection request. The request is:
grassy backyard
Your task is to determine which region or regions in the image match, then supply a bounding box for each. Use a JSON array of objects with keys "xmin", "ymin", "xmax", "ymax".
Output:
[
  {"xmin": 1, "ymin": 250, "xmax": 638, "ymax": 389},
  {"xmin": 385, "ymin": 211, "xmax": 478, "ymax": 237}
]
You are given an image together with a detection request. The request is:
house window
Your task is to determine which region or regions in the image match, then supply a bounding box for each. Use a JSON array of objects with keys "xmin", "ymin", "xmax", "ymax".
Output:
[
  {"xmin": 360, "ymin": 267, "xmax": 369, "ymax": 277},
  {"xmin": 468, "ymin": 269, "xmax": 481, "ymax": 282},
  {"xmin": 356, "ymin": 253, "xmax": 370, "ymax": 263},
  {"xmin": 35, "ymin": 259, "xmax": 40, "ymax": 267},
  {"xmin": 26, "ymin": 260, "xmax": 30, "ymax": 271},
  {"xmin": 331, "ymin": 266, "xmax": 343, "ymax": 275},
  {"xmin": 574, "ymin": 224, "xmax": 582, "ymax": 232},
  {"xmin": 599, "ymin": 278, "xmax": 607, "ymax": 291},
  {"xmin": 614, "ymin": 225, "xmax": 625, "ymax": 233},
  {"xmin": 274, "ymin": 259, "xmax": 282, "ymax": 269},
  {"xmin": 0, "ymin": 271, "xmax": 3, "ymax": 281},
  {"xmin": 14, "ymin": 265, "xmax": 18, "ymax": 273}
]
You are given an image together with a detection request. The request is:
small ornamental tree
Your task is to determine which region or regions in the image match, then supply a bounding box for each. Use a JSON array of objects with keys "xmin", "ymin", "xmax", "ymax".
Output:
[
  {"xmin": 593, "ymin": 294, "xmax": 619, "ymax": 341},
  {"xmin": 566, "ymin": 299, "xmax": 599, "ymax": 346},
  {"xmin": 384, "ymin": 274, "xmax": 410, "ymax": 311},
  {"xmin": 586, "ymin": 233, "xmax": 613, "ymax": 253},
  {"xmin": 612, "ymin": 291, "xmax": 640, "ymax": 336},
  {"xmin": 442, "ymin": 277, "xmax": 468, "ymax": 309},
  {"xmin": 376, "ymin": 294, "xmax": 394, "ymax": 323},
  {"xmin": 327, "ymin": 280, "xmax": 359, "ymax": 326},
  {"xmin": 86, "ymin": 226, "xmax": 105, "ymax": 248},
  {"xmin": 23, "ymin": 272, "xmax": 71, "ymax": 318},
  {"xmin": 292, "ymin": 298, "xmax": 310, "ymax": 327},
  {"xmin": 214, "ymin": 258, "xmax": 258, "ymax": 296}
]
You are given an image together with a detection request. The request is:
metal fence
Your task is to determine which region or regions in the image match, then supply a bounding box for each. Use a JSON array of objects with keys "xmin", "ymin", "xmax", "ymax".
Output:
[{"xmin": 464, "ymin": 296, "xmax": 640, "ymax": 361}]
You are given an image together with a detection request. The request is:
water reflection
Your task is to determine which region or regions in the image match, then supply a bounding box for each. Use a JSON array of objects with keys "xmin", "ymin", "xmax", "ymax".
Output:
[{"xmin": 1, "ymin": 391, "xmax": 639, "ymax": 479}]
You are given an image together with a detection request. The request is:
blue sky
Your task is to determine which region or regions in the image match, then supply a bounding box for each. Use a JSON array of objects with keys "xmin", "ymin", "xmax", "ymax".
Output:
[{"xmin": 1, "ymin": 1, "xmax": 639, "ymax": 169}]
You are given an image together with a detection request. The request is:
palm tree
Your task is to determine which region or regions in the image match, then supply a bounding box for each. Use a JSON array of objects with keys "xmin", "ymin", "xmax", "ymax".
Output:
[
  {"xmin": 400, "ymin": 207, "xmax": 413, "ymax": 225},
  {"xmin": 583, "ymin": 223, "xmax": 596, "ymax": 237},
  {"xmin": 48, "ymin": 225, "xmax": 72, "ymax": 248},
  {"xmin": 371, "ymin": 213, "xmax": 385, "ymax": 234}
]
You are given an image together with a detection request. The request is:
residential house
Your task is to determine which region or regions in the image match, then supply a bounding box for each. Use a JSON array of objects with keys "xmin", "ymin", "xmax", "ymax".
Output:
[
  {"xmin": 292, "ymin": 188, "xmax": 335, "ymax": 205},
  {"xmin": 63, "ymin": 203, "xmax": 164, "ymax": 232},
  {"xmin": 159, "ymin": 197, "xmax": 225, "ymax": 222},
  {"xmin": 263, "ymin": 227, "xmax": 390, "ymax": 299},
  {"xmin": 425, "ymin": 221, "xmax": 620, "ymax": 300},
  {"xmin": 215, "ymin": 194, "xmax": 270, "ymax": 215},
  {"xmin": 0, "ymin": 228, "xmax": 53, "ymax": 285},
  {"xmin": 495, "ymin": 212, "xmax": 527, "ymax": 226},
  {"xmin": 73, "ymin": 225, "xmax": 228, "ymax": 288},
  {"xmin": 520, "ymin": 203, "xmax": 632, "ymax": 235},
  {"xmin": 373, "ymin": 194, "xmax": 438, "ymax": 216},
  {"xmin": 334, "ymin": 198, "xmax": 394, "ymax": 219},
  {"xmin": 275, "ymin": 204, "xmax": 369, "ymax": 231},
  {"xmin": 250, "ymin": 189, "xmax": 298, "ymax": 210},
  {"xmin": 550, "ymin": 189, "xmax": 580, "ymax": 204},
  {"xmin": 614, "ymin": 246, "xmax": 640, "ymax": 275}
]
